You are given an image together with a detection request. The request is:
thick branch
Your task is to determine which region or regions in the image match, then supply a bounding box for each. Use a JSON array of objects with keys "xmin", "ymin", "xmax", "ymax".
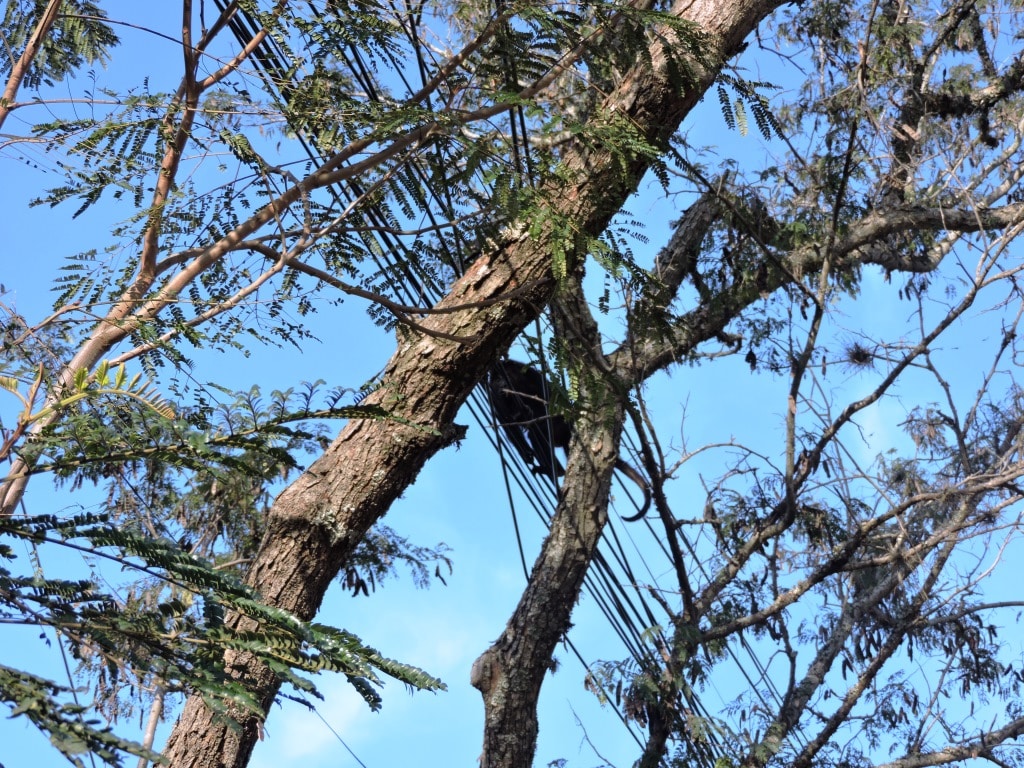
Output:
[
  {"xmin": 0, "ymin": 0, "xmax": 62, "ymax": 131},
  {"xmin": 925, "ymin": 50, "xmax": 1024, "ymax": 118},
  {"xmin": 160, "ymin": 1, "xmax": 785, "ymax": 766},
  {"xmin": 873, "ymin": 717, "xmax": 1024, "ymax": 768}
]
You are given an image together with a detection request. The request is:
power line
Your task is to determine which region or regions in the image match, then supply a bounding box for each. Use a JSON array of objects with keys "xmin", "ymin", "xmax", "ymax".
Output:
[{"xmin": 218, "ymin": 5, "xmax": 791, "ymax": 766}]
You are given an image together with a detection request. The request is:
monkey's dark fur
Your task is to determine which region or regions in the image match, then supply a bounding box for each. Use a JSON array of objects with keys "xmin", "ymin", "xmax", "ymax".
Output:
[{"xmin": 487, "ymin": 359, "xmax": 651, "ymax": 521}]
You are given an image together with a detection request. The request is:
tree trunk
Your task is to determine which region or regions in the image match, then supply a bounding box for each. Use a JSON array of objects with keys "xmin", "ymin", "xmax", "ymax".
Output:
[
  {"xmin": 470, "ymin": 404, "xmax": 623, "ymax": 768},
  {"xmin": 161, "ymin": 1, "xmax": 782, "ymax": 765},
  {"xmin": 471, "ymin": 274, "xmax": 627, "ymax": 768}
]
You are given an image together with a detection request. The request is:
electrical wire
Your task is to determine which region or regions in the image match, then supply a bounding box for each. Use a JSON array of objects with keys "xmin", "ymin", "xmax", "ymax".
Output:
[{"xmin": 214, "ymin": 4, "xmax": 796, "ymax": 766}]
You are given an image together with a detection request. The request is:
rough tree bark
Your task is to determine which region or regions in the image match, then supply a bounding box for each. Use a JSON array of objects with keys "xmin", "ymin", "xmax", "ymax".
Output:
[
  {"xmin": 468, "ymin": 186, "xmax": 756, "ymax": 767},
  {"xmin": 161, "ymin": 1, "xmax": 784, "ymax": 766}
]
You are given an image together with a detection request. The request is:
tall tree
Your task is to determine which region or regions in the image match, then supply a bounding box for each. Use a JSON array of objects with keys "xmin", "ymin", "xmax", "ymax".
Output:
[
  {"xmin": 465, "ymin": 0, "xmax": 1024, "ymax": 765},
  {"xmin": 5, "ymin": 1, "xmax": 1024, "ymax": 768},
  {"xmin": 156, "ymin": 0, "xmax": 786, "ymax": 765}
]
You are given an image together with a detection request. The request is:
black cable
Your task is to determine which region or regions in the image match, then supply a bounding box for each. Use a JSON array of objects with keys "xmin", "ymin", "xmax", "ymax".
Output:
[{"xmin": 215, "ymin": 6, "xmax": 796, "ymax": 767}]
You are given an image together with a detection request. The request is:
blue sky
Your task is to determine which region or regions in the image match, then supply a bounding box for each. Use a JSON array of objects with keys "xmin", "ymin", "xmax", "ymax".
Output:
[
  {"xmin": 0, "ymin": 45, "xmax": 745, "ymax": 764},
  {"xmin": 0, "ymin": 10, "xmax": 688, "ymax": 758},
  {"xmin": 3, "ymin": 4, "xmax": 1023, "ymax": 768}
]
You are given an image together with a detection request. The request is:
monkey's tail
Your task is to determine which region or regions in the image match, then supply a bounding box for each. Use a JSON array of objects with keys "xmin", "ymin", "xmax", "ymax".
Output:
[{"xmin": 615, "ymin": 459, "xmax": 651, "ymax": 522}]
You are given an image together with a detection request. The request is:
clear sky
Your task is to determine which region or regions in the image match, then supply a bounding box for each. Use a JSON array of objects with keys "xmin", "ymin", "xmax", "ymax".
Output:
[
  {"xmin": 0, "ymin": 6, "xmax": 691, "ymax": 761},
  {"xmin": 2, "ymin": 4, "xmax": 1021, "ymax": 768}
]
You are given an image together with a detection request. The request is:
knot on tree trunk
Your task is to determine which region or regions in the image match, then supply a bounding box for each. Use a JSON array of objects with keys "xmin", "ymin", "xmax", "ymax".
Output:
[{"xmin": 470, "ymin": 647, "xmax": 504, "ymax": 696}]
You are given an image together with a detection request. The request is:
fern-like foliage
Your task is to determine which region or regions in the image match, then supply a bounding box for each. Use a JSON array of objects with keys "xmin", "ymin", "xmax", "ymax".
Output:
[
  {"xmin": 0, "ymin": 0, "xmax": 119, "ymax": 90},
  {"xmin": 0, "ymin": 663, "xmax": 162, "ymax": 768},
  {"xmin": 0, "ymin": 514, "xmax": 444, "ymax": 766},
  {"xmin": 13, "ymin": 377, "xmax": 417, "ymax": 562},
  {"xmin": 715, "ymin": 75, "xmax": 783, "ymax": 141},
  {"xmin": 1, "ymin": 298, "xmax": 449, "ymax": 760}
]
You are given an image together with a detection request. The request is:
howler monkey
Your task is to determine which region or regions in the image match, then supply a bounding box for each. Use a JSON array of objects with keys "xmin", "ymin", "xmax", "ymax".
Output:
[{"xmin": 487, "ymin": 359, "xmax": 651, "ymax": 521}]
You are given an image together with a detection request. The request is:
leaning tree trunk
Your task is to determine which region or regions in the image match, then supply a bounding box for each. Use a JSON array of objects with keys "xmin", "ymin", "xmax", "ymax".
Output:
[
  {"xmin": 161, "ymin": 1, "xmax": 783, "ymax": 766},
  {"xmin": 468, "ymin": 186, "xmax": 740, "ymax": 767},
  {"xmin": 471, "ymin": 385, "xmax": 625, "ymax": 768}
]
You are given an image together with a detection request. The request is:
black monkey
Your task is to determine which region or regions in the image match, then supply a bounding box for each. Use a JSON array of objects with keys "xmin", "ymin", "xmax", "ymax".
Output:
[
  {"xmin": 488, "ymin": 359, "xmax": 569, "ymax": 480},
  {"xmin": 487, "ymin": 359, "xmax": 651, "ymax": 520}
]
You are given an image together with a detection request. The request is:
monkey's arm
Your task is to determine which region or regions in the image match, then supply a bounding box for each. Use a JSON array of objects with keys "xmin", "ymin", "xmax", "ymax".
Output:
[{"xmin": 487, "ymin": 370, "xmax": 540, "ymax": 469}]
